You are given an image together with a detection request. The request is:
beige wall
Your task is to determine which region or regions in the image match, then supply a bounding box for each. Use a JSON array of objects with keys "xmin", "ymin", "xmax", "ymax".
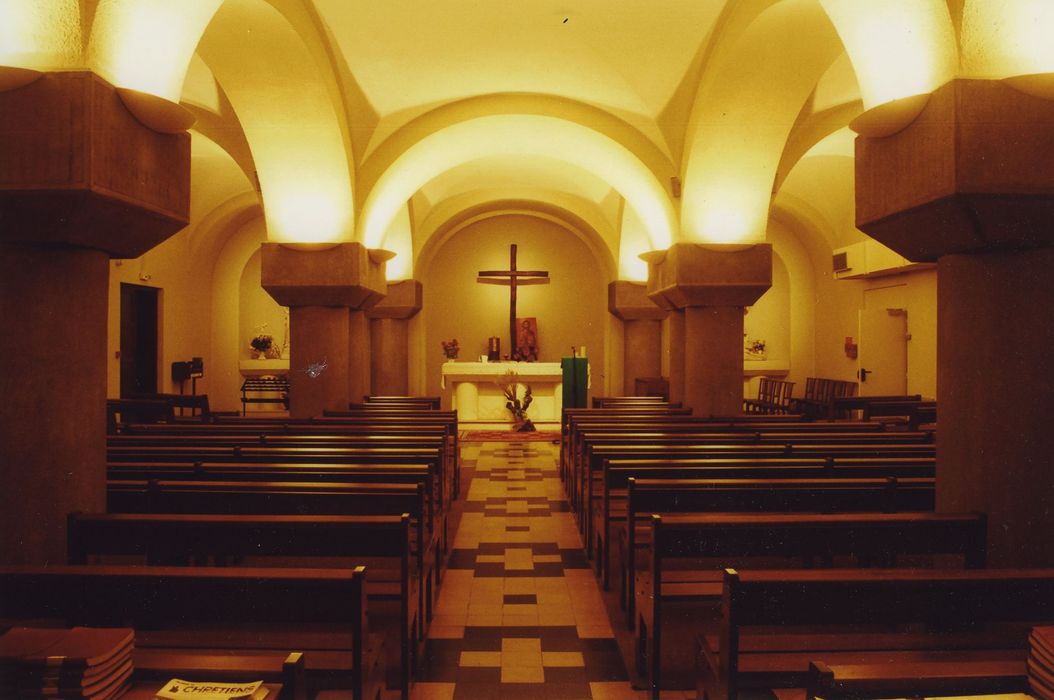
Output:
[
  {"xmin": 239, "ymin": 249, "xmax": 289, "ymax": 360},
  {"xmin": 107, "ymin": 227, "xmax": 214, "ymax": 398},
  {"xmin": 812, "ymin": 267, "xmax": 937, "ymax": 399},
  {"xmin": 419, "ymin": 214, "xmax": 610, "ymax": 399}
]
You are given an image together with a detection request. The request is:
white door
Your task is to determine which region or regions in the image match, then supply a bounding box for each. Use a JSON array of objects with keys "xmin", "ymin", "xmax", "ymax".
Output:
[{"xmin": 857, "ymin": 307, "xmax": 907, "ymax": 396}]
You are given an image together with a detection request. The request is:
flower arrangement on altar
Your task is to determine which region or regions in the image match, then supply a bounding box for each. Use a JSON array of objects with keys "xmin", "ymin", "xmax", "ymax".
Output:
[
  {"xmin": 496, "ymin": 370, "xmax": 535, "ymax": 432},
  {"xmin": 440, "ymin": 338, "xmax": 460, "ymax": 360}
]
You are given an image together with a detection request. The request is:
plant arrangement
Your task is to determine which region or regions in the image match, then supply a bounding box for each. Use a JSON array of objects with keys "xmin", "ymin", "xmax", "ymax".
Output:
[
  {"xmin": 440, "ymin": 338, "xmax": 460, "ymax": 360},
  {"xmin": 250, "ymin": 334, "xmax": 274, "ymax": 358},
  {"xmin": 496, "ymin": 370, "xmax": 535, "ymax": 432},
  {"xmin": 744, "ymin": 336, "xmax": 767, "ymax": 360}
]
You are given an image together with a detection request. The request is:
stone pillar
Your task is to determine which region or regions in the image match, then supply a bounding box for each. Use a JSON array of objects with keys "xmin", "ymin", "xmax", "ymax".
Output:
[
  {"xmin": 854, "ymin": 78, "xmax": 1054, "ymax": 566},
  {"xmin": 368, "ymin": 280, "xmax": 423, "ymax": 396},
  {"xmin": 0, "ymin": 73, "xmax": 190, "ymax": 564},
  {"xmin": 261, "ymin": 243, "xmax": 387, "ymax": 418},
  {"xmin": 643, "ymin": 244, "xmax": 772, "ymax": 417},
  {"xmin": 608, "ymin": 281, "xmax": 667, "ymax": 395},
  {"xmin": 667, "ymin": 309, "xmax": 686, "ymax": 405},
  {"xmin": 348, "ymin": 310, "xmax": 371, "ymax": 402}
]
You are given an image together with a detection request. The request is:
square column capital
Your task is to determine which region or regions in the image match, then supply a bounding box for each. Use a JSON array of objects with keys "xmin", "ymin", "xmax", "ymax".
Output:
[
  {"xmin": 368, "ymin": 279, "xmax": 423, "ymax": 319},
  {"xmin": 642, "ymin": 243, "xmax": 772, "ymax": 309},
  {"xmin": 261, "ymin": 242, "xmax": 388, "ymax": 309},
  {"xmin": 607, "ymin": 281, "xmax": 668, "ymax": 321},
  {"xmin": 0, "ymin": 72, "xmax": 190, "ymax": 257},
  {"xmin": 857, "ymin": 78, "xmax": 1054, "ymax": 261}
]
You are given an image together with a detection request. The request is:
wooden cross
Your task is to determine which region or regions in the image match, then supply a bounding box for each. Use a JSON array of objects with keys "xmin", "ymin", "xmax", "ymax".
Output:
[{"xmin": 477, "ymin": 244, "xmax": 550, "ymax": 359}]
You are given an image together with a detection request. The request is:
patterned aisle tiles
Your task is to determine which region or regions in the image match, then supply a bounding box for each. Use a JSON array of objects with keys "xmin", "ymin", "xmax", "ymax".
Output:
[{"xmin": 412, "ymin": 441, "xmax": 692, "ymax": 700}]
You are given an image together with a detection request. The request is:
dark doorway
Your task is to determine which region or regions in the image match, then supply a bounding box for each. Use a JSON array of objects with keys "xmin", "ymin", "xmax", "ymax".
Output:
[{"xmin": 120, "ymin": 283, "xmax": 159, "ymax": 398}]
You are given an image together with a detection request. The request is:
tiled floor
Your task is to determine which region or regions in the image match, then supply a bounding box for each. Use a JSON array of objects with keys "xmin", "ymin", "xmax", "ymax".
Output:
[{"xmin": 411, "ymin": 441, "xmax": 694, "ymax": 700}]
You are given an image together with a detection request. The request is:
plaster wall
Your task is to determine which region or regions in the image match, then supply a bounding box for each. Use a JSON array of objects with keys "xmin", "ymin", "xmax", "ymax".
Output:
[
  {"xmin": 107, "ymin": 226, "xmax": 214, "ymax": 398},
  {"xmin": 420, "ymin": 214, "xmax": 609, "ymax": 400}
]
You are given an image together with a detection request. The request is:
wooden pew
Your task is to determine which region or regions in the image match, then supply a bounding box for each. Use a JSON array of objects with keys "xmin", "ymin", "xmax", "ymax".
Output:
[
  {"xmin": 742, "ymin": 378, "xmax": 795, "ymax": 415},
  {"xmin": 115, "ymin": 421, "xmax": 460, "ymax": 503},
  {"xmin": 592, "ymin": 456, "xmax": 937, "ymax": 589},
  {"xmin": 106, "ymin": 478, "xmax": 440, "ymax": 630},
  {"xmin": 697, "ymin": 568, "xmax": 1054, "ymax": 700},
  {"xmin": 591, "ymin": 397, "xmax": 676, "ymax": 408},
  {"xmin": 639, "ymin": 512, "xmax": 987, "ymax": 697},
  {"xmin": 362, "ymin": 396, "xmax": 442, "ymax": 410},
  {"xmin": 579, "ymin": 441, "xmax": 936, "ymax": 556},
  {"xmin": 106, "ymin": 443, "xmax": 448, "ymax": 526},
  {"xmin": 571, "ymin": 424, "xmax": 923, "ymax": 512},
  {"xmin": 0, "ymin": 564, "xmax": 381, "ymax": 700},
  {"xmin": 67, "ymin": 512, "xmax": 419, "ymax": 699},
  {"xmin": 621, "ymin": 475, "xmax": 937, "ymax": 630}
]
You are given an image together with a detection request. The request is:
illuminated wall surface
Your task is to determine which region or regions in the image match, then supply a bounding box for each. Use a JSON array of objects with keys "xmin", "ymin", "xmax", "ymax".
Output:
[{"xmin": 3, "ymin": 1, "xmax": 1053, "ymax": 262}]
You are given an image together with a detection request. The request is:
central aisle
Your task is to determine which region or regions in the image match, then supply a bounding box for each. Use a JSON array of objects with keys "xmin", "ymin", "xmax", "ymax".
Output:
[{"xmin": 413, "ymin": 440, "xmax": 679, "ymax": 700}]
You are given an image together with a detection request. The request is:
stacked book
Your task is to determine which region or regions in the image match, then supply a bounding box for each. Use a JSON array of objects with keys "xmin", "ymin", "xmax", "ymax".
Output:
[
  {"xmin": 1031, "ymin": 626, "xmax": 1054, "ymax": 700},
  {"xmin": 0, "ymin": 627, "xmax": 134, "ymax": 699}
]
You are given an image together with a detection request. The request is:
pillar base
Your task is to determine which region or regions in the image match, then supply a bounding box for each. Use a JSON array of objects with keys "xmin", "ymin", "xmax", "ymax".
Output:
[
  {"xmin": 937, "ymin": 248, "xmax": 1054, "ymax": 566},
  {"xmin": 0, "ymin": 245, "xmax": 109, "ymax": 564}
]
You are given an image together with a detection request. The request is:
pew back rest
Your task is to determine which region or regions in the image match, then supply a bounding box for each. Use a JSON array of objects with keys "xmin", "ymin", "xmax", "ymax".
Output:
[
  {"xmin": 652, "ymin": 512, "xmax": 987, "ymax": 566},
  {"xmin": 0, "ymin": 563, "xmax": 366, "ymax": 633},
  {"xmin": 68, "ymin": 512, "xmax": 413, "ymax": 567}
]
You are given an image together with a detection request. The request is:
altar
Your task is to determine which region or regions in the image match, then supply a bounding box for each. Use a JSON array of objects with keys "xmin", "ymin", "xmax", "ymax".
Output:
[{"xmin": 441, "ymin": 361, "xmax": 563, "ymax": 422}]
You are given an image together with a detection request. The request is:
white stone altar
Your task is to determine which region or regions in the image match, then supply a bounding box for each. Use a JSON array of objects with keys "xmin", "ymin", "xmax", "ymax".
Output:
[{"xmin": 441, "ymin": 361, "xmax": 563, "ymax": 422}]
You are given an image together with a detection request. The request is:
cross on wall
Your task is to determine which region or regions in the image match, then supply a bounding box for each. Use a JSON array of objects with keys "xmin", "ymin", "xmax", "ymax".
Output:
[{"xmin": 477, "ymin": 244, "xmax": 550, "ymax": 359}]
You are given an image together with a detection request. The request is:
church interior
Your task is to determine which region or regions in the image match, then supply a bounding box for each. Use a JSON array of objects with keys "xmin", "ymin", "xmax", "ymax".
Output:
[{"xmin": 1, "ymin": 1, "xmax": 1053, "ymax": 699}]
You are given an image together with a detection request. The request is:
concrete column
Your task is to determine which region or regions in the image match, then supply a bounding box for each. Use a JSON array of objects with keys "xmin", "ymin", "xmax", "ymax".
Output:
[
  {"xmin": 643, "ymin": 244, "xmax": 772, "ymax": 417},
  {"xmin": 667, "ymin": 310, "xmax": 685, "ymax": 405},
  {"xmin": 261, "ymin": 243, "xmax": 388, "ymax": 419},
  {"xmin": 854, "ymin": 78, "xmax": 1054, "ymax": 565},
  {"xmin": 608, "ymin": 281, "xmax": 667, "ymax": 396},
  {"xmin": 348, "ymin": 310, "xmax": 371, "ymax": 402},
  {"xmin": 683, "ymin": 307, "xmax": 746, "ymax": 417},
  {"xmin": 289, "ymin": 306, "xmax": 350, "ymax": 417},
  {"xmin": 624, "ymin": 320, "xmax": 662, "ymax": 391},
  {"xmin": 368, "ymin": 280, "xmax": 423, "ymax": 396},
  {"xmin": 0, "ymin": 73, "xmax": 190, "ymax": 564},
  {"xmin": 370, "ymin": 318, "xmax": 409, "ymax": 395}
]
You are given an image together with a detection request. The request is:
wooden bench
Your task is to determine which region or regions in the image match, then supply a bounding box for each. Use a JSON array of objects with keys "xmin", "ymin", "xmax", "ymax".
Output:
[
  {"xmin": 743, "ymin": 378, "xmax": 795, "ymax": 415},
  {"xmin": 106, "ymin": 443, "xmax": 448, "ymax": 522},
  {"xmin": 638, "ymin": 512, "xmax": 987, "ymax": 697},
  {"xmin": 106, "ymin": 478, "xmax": 440, "ymax": 627},
  {"xmin": 621, "ymin": 475, "xmax": 937, "ymax": 630},
  {"xmin": 580, "ymin": 440, "xmax": 935, "ymax": 558},
  {"xmin": 362, "ymin": 396, "xmax": 442, "ymax": 409},
  {"xmin": 592, "ymin": 397, "xmax": 676, "ymax": 408},
  {"xmin": 592, "ymin": 455, "xmax": 937, "ymax": 589},
  {"xmin": 115, "ymin": 421, "xmax": 460, "ymax": 503},
  {"xmin": 240, "ymin": 376, "xmax": 290, "ymax": 415},
  {"xmin": 0, "ymin": 564, "xmax": 381, "ymax": 700},
  {"xmin": 788, "ymin": 378, "xmax": 858, "ymax": 419},
  {"xmin": 697, "ymin": 568, "xmax": 1054, "ymax": 700},
  {"xmin": 68, "ymin": 512, "xmax": 419, "ymax": 699}
]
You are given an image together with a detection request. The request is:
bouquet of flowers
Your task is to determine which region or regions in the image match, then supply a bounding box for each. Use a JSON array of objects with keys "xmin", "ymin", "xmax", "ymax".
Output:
[
  {"xmin": 250, "ymin": 334, "xmax": 274, "ymax": 357},
  {"xmin": 496, "ymin": 370, "xmax": 536, "ymax": 432},
  {"xmin": 440, "ymin": 338, "xmax": 460, "ymax": 359}
]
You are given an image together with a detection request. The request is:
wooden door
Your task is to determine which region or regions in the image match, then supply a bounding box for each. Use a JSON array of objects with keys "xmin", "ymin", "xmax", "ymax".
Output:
[
  {"xmin": 120, "ymin": 283, "xmax": 159, "ymax": 397},
  {"xmin": 857, "ymin": 307, "xmax": 907, "ymax": 396}
]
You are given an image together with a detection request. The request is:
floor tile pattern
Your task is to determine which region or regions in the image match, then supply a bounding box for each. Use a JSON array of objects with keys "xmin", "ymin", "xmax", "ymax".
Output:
[{"xmin": 412, "ymin": 441, "xmax": 691, "ymax": 700}]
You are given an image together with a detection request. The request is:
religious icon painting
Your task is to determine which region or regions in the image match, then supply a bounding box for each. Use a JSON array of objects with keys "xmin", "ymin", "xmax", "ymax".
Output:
[{"xmin": 514, "ymin": 317, "xmax": 539, "ymax": 361}]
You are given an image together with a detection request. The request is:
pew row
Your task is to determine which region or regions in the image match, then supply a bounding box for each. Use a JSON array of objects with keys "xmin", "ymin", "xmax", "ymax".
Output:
[
  {"xmin": 67, "ymin": 512, "xmax": 419, "ymax": 699},
  {"xmin": 697, "ymin": 568, "xmax": 1054, "ymax": 700},
  {"xmin": 0, "ymin": 564, "xmax": 383, "ymax": 700},
  {"xmin": 638, "ymin": 511, "xmax": 987, "ymax": 696}
]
